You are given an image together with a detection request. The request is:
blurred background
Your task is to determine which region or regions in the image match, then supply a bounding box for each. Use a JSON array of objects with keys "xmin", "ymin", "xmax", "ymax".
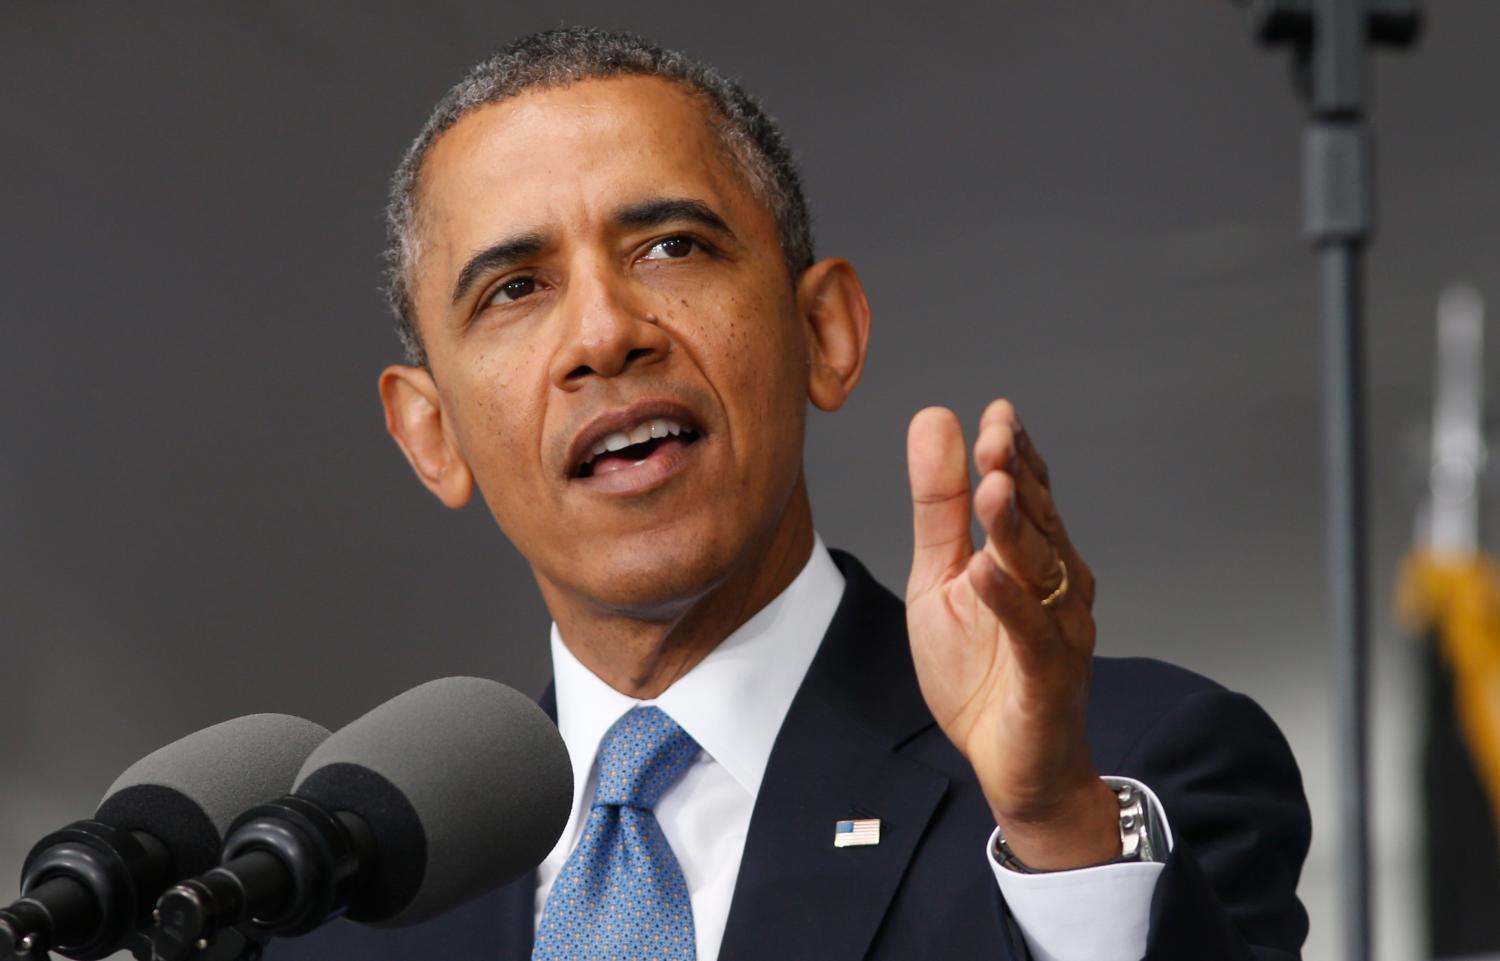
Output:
[{"xmin": 3, "ymin": 2, "xmax": 1499, "ymax": 958}]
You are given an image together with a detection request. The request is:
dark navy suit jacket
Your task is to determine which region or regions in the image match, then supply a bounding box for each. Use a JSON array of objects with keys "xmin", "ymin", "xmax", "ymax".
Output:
[{"xmin": 267, "ymin": 551, "xmax": 1310, "ymax": 959}]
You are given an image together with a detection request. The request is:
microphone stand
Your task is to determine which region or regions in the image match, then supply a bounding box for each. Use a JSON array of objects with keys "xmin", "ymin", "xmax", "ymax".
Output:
[{"xmin": 1229, "ymin": 3, "xmax": 1420, "ymax": 960}]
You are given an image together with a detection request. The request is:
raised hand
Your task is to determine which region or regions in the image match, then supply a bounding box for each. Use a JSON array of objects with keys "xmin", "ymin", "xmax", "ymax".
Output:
[{"xmin": 905, "ymin": 400, "xmax": 1119, "ymax": 869}]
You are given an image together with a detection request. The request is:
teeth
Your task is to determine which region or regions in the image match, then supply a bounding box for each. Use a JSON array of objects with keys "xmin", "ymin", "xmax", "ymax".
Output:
[{"xmin": 584, "ymin": 417, "xmax": 692, "ymax": 465}]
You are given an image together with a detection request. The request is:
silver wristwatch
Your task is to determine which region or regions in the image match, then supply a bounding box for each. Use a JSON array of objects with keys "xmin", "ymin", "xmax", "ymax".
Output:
[{"xmin": 993, "ymin": 782, "xmax": 1161, "ymax": 874}]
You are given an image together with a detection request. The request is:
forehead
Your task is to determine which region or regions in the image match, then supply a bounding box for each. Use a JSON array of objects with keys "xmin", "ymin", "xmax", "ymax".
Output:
[
  {"xmin": 429, "ymin": 73, "xmax": 734, "ymax": 183},
  {"xmin": 412, "ymin": 75, "xmax": 761, "ymax": 279}
]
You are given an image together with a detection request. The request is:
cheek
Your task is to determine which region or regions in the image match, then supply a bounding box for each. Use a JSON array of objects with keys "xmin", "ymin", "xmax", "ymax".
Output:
[
  {"xmin": 447, "ymin": 347, "xmax": 546, "ymax": 484},
  {"xmin": 733, "ymin": 292, "xmax": 808, "ymax": 419},
  {"xmin": 687, "ymin": 286, "xmax": 810, "ymax": 459},
  {"xmin": 671, "ymin": 274, "xmax": 804, "ymax": 377}
]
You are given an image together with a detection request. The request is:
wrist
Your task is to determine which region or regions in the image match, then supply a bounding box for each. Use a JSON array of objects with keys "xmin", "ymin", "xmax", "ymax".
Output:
[{"xmin": 992, "ymin": 777, "xmax": 1121, "ymax": 871}]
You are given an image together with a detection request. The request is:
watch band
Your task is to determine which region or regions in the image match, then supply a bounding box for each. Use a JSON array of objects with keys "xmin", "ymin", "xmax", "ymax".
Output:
[
  {"xmin": 992, "ymin": 781, "xmax": 1161, "ymax": 874},
  {"xmin": 1116, "ymin": 782, "xmax": 1155, "ymax": 862}
]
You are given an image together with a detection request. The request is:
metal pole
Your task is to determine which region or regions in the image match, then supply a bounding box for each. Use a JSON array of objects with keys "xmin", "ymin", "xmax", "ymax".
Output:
[
  {"xmin": 1320, "ymin": 241, "xmax": 1371, "ymax": 961},
  {"xmin": 1307, "ymin": 4, "xmax": 1375, "ymax": 953},
  {"xmin": 1232, "ymin": 2, "xmax": 1420, "ymax": 958}
]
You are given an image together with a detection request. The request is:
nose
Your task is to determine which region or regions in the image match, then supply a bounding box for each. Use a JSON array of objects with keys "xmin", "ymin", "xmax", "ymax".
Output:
[{"xmin": 549, "ymin": 271, "xmax": 671, "ymax": 390}]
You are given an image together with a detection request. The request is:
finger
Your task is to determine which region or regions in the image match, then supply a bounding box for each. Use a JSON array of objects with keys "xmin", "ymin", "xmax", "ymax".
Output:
[
  {"xmin": 977, "ymin": 398, "xmax": 1050, "ymax": 489},
  {"xmin": 974, "ymin": 399, "xmax": 1015, "ymax": 473},
  {"xmin": 965, "ymin": 552, "xmax": 1061, "ymax": 674},
  {"xmin": 974, "ymin": 419, "xmax": 1065, "ymax": 542},
  {"xmin": 1013, "ymin": 420, "xmax": 1052, "ymax": 491},
  {"xmin": 973, "ymin": 415, "xmax": 1017, "ymax": 477},
  {"xmin": 974, "ymin": 399, "xmax": 1093, "ymax": 606},
  {"xmin": 973, "ymin": 469, "xmax": 1065, "ymax": 596},
  {"xmin": 907, "ymin": 406, "xmax": 974, "ymax": 597}
]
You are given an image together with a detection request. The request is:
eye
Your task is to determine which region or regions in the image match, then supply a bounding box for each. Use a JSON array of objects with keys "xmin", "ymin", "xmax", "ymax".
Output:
[
  {"xmin": 489, "ymin": 276, "xmax": 538, "ymax": 304},
  {"xmin": 641, "ymin": 236, "xmax": 697, "ymax": 261}
]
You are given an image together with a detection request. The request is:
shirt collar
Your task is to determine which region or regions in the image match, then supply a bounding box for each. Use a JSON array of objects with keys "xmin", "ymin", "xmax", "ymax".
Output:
[{"xmin": 550, "ymin": 535, "xmax": 845, "ymax": 801}]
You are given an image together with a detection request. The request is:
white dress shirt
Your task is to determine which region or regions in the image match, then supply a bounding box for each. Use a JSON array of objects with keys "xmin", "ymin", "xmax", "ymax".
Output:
[{"xmin": 537, "ymin": 536, "xmax": 1171, "ymax": 961}]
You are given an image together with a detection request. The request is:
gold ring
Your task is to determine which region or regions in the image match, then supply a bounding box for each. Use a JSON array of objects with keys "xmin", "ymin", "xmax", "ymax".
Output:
[{"xmin": 1039, "ymin": 559, "xmax": 1069, "ymax": 608}]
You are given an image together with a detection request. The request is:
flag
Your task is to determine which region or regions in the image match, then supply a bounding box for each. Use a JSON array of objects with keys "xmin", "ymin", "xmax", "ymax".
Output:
[
  {"xmin": 1400, "ymin": 550, "xmax": 1500, "ymax": 958},
  {"xmin": 833, "ymin": 818, "xmax": 881, "ymax": 848}
]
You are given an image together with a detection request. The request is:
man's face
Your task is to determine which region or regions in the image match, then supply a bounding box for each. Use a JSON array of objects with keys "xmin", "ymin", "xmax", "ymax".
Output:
[{"xmin": 399, "ymin": 76, "xmax": 828, "ymax": 617}]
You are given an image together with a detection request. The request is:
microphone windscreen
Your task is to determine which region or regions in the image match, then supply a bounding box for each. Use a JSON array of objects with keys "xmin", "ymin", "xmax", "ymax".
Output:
[
  {"xmin": 291, "ymin": 677, "xmax": 571, "ymax": 927},
  {"xmin": 95, "ymin": 714, "xmax": 331, "ymax": 877}
]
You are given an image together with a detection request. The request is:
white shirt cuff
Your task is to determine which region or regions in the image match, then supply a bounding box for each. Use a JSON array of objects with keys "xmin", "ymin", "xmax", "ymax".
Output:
[{"xmin": 986, "ymin": 777, "xmax": 1173, "ymax": 961}]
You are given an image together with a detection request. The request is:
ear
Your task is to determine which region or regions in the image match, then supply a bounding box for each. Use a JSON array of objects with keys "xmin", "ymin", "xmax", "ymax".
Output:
[
  {"xmin": 796, "ymin": 257, "xmax": 872, "ymax": 412},
  {"xmin": 378, "ymin": 364, "xmax": 474, "ymax": 509}
]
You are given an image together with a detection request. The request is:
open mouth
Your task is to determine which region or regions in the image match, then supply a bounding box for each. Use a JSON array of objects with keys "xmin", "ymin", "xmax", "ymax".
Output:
[{"xmin": 574, "ymin": 417, "xmax": 703, "ymax": 479}]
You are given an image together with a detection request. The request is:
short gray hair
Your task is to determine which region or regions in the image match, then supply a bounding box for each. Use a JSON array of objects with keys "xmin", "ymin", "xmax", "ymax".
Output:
[{"xmin": 385, "ymin": 26, "xmax": 816, "ymax": 365}]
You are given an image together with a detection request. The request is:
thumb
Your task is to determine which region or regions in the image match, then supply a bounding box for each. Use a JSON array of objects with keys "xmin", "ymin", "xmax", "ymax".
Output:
[{"xmin": 907, "ymin": 406, "xmax": 974, "ymax": 598}]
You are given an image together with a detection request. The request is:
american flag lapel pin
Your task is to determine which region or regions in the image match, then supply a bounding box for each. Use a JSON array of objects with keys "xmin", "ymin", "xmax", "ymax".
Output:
[{"xmin": 833, "ymin": 817, "xmax": 881, "ymax": 848}]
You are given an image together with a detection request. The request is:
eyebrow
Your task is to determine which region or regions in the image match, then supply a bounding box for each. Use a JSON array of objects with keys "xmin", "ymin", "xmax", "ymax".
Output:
[
  {"xmin": 450, "ymin": 231, "xmax": 549, "ymax": 306},
  {"xmin": 613, "ymin": 197, "xmax": 733, "ymax": 236}
]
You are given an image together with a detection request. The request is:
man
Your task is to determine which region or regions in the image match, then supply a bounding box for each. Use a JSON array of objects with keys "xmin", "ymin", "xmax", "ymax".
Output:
[{"xmin": 272, "ymin": 26, "xmax": 1309, "ymax": 961}]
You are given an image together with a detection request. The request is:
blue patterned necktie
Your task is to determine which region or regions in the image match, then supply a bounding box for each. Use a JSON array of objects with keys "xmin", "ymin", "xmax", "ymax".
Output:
[{"xmin": 533, "ymin": 706, "xmax": 700, "ymax": 960}]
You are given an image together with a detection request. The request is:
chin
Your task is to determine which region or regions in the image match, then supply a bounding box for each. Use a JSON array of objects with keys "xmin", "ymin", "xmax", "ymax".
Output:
[{"xmin": 567, "ymin": 525, "xmax": 744, "ymax": 621}]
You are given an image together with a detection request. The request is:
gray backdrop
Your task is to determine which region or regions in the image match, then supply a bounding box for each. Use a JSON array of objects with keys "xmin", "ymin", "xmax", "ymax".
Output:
[{"xmin": 4, "ymin": 3, "xmax": 1499, "ymax": 959}]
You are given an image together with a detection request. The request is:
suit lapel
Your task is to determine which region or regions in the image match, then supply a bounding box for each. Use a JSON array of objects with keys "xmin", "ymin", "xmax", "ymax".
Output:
[{"xmin": 719, "ymin": 552, "xmax": 949, "ymax": 961}]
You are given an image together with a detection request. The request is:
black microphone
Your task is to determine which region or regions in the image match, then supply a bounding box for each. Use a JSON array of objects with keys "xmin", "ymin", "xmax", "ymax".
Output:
[
  {"xmin": 0, "ymin": 714, "xmax": 331, "ymax": 961},
  {"xmin": 146, "ymin": 678, "xmax": 571, "ymax": 958}
]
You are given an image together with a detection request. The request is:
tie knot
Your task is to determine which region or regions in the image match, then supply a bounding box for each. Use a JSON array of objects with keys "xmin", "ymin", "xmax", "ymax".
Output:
[{"xmin": 593, "ymin": 706, "xmax": 699, "ymax": 810}]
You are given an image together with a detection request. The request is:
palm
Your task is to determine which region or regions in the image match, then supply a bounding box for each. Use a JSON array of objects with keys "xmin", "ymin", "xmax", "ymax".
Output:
[{"xmin": 908, "ymin": 571, "xmax": 1010, "ymax": 750}]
